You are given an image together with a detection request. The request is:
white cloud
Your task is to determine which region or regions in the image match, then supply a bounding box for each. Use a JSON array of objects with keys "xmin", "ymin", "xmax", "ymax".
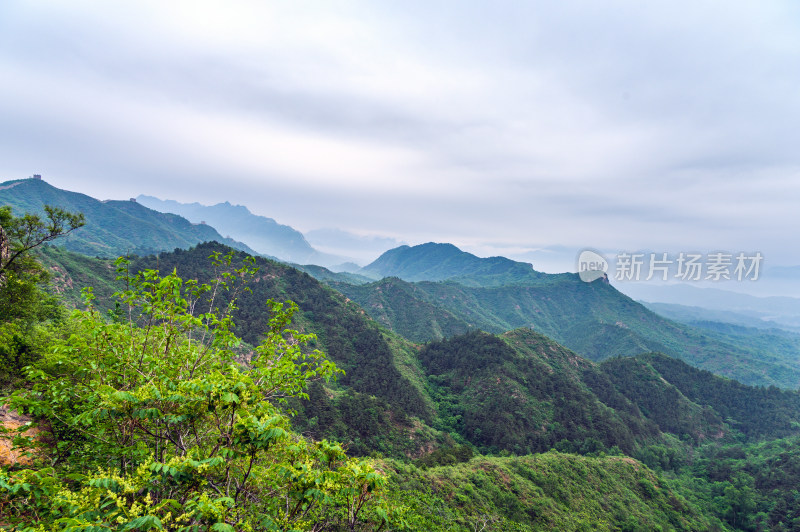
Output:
[{"xmin": 2, "ymin": 1, "xmax": 800, "ymax": 263}]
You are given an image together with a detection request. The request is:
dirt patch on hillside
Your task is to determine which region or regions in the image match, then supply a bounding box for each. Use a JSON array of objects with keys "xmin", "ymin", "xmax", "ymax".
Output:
[{"xmin": 0, "ymin": 405, "xmax": 43, "ymax": 467}]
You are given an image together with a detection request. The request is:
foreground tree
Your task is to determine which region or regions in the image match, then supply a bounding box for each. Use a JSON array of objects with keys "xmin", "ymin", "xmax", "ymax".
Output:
[
  {"xmin": 0, "ymin": 205, "xmax": 85, "ymax": 281},
  {"xmin": 1, "ymin": 252, "xmax": 394, "ymax": 530},
  {"xmin": 0, "ymin": 205, "xmax": 84, "ymax": 385}
]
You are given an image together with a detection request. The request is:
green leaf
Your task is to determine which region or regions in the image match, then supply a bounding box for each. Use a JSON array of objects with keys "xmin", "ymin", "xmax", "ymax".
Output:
[
  {"xmin": 113, "ymin": 390, "xmax": 137, "ymax": 402},
  {"xmin": 123, "ymin": 515, "xmax": 164, "ymax": 530}
]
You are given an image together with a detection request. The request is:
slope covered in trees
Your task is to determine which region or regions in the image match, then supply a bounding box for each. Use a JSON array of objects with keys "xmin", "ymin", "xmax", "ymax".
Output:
[
  {"xmin": 35, "ymin": 243, "xmax": 800, "ymax": 455},
  {"xmin": 359, "ymin": 242, "xmax": 548, "ymax": 286},
  {"xmin": 31, "ymin": 242, "xmax": 441, "ymax": 458},
  {"xmin": 9, "ymin": 231, "xmax": 800, "ymax": 528},
  {"xmin": 2, "ymin": 232, "xmax": 732, "ymax": 530},
  {"xmin": 0, "ymin": 178, "xmax": 257, "ymax": 257},
  {"xmin": 334, "ymin": 271, "xmax": 800, "ymax": 389},
  {"xmin": 0, "ymin": 251, "xmax": 396, "ymax": 529}
]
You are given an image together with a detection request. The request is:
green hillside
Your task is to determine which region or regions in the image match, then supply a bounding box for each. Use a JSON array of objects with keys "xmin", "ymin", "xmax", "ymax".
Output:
[
  {"xmin": 384, "ymin": 452, "xmax": 722, "ymax": 531},
  {"xmin": 335, "ymin": 273, "xmax": 800, "ymax": 389},
  {"xmin": 38, "ymin": 243, "xmax": 800, "ymax": 452},
  {"xmin": 32, "ymin": 243, "xmax": 444, "ymax": 458},
  {"xmin": 359, "ymin": 242, "xmax": 548, "ymax": 286},
  {"xmin": 12, "ymin": 237, "xmax": 800, "ymax": 529},
  {"xmin": 419, "ymin": 329, "xmax": 659, "ymax": 455},
  {"xmin": 292, "ymin": 263, "xmax": 374, "ymax": 285},
  {"xmin": 611, "ymin": 352, "xmax": 800, "ymax": 440},
  {"xmin": 417, "ymin": 328, "xmax": 800, "ymax": 453},
  {"xmin": 330, "ymin": 276, "xmax": 475, "ymax": 342},
  {"xmin": 0, "ymin": 178, "xmax": 257, "ymax": 257}
]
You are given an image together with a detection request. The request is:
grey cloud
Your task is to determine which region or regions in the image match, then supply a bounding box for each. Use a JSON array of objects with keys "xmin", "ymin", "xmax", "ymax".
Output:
[{"xmin": 2, "ymin": 1, "xmax": 800, "ymax": 266}]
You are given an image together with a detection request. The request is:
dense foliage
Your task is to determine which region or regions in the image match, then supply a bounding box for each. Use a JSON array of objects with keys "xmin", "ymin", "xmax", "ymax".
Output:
[
  {"xmin": 16, "ymin": 238, "xmax": 800, "ymax": 530},
  {"xmin": 326, "ymin": 277, "xmax": 473, "ymax": 343},
  {"xmin": 335, "ymin": 273, "xmax": 800, "ymax": 389},
  {"xmin": 1, "ymin": 253, "xmax": 391, "ymax": 530},
  {"xmin": 0, "ymin": 205, "xmax": 83, "ymax": 386},
  {"xmin": 358, "ymin": 242, "xmax": 546, "ymax": 286},
  {"xmin": 37, "ymin": 243, "xmax": 440, "ymax": 459},
  {"xmin": 384, "ymin": 452, "xmax": 723, "ymax": 531},
  {"xmin": 131, "ymin": 245, "xmax": 431, "ymax": 422},
  {"xmin": 603, "ymin": 353, "xmax": 800, "ymax": 441}
]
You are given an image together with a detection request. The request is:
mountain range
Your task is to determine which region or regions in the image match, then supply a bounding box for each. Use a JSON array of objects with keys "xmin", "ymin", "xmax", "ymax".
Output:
[
  {"xmin": 21, "ymin": 242, "xmax": 785, "ymax": 529},
  {"xmin": 137, "ymin": 195, "xmax": 348, "ymax": 267},
  {"xmin": 357, "ymin": 242, "xmax": 549, "ymax": 286},
  {"xmin": 7, "ymin": 177, "xmax": 800, "ymax": 390},
  {"xmin": 10, "ymin": 179, "xmax": 800, "ymax": 528},
  {"xmin": 0, "ymin": 178, "xmax": 257, "ymax": 258},
  {"xmin": 33, "ymin": 242, "xmax": 800, "ymax": 456},
  {"xmin": 315, "ymin": 243, "xmax": 800, "ymax": 389}
]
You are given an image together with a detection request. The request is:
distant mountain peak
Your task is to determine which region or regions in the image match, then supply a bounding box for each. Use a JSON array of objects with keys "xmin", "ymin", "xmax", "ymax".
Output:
[
  {"xmin": 419, "ymin": 242, "xmax": 456, "ymax": 249},
  {"xmin": 359, "ymin": 242, "xmax": 541, "ymax": 286},
  {"xmin": 136, "ymin": 195, "xmax": 347, "ymax": 267}
]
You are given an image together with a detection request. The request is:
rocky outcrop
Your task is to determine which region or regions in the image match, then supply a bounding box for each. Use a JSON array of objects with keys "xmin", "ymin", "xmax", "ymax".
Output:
[{"xmin": 0, "ymin": 405, "xmax": 42, "ymax": 467}]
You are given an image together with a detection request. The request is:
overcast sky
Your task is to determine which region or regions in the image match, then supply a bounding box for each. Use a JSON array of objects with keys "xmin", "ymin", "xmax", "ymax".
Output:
[{"xmin": 2, "ymin": 1, "xmax": 800, "ymax": 270}]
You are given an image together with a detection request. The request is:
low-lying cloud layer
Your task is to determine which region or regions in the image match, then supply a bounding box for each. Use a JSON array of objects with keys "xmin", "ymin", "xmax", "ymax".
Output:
[{"xmin": 2, "ymin": 1, "xmax": 799, "ymax": 268}]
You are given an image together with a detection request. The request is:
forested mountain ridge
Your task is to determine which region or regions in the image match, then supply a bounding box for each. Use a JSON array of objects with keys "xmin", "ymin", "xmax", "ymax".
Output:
[
  {"xmin": 32, "ymin": 242, "xmax": 443, "ymax": 457},
  {"xmin": 36, "ymin": 242, "xmax": 800, "ymax": 454},
  {"xmin": 359, "ymin": 242, "xmax": 550, "ymax": 286},
  {"xmin": 0, "ymin": 178, "xmax": 258, "ymax": 257},
  {"xmin": 334, "ymin": 269, "xmax": 800, "ymax": 389},
  {"xmin": 12, "ymin": 178, "xmax": 798, "ymax": 390},
  {"xmin": 10, "ymin": 234, "xmax": 800, "ymax": 529},
  {"xmin": 418, "ymin": 328, "xmax": 800, "ymax": 455}
]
